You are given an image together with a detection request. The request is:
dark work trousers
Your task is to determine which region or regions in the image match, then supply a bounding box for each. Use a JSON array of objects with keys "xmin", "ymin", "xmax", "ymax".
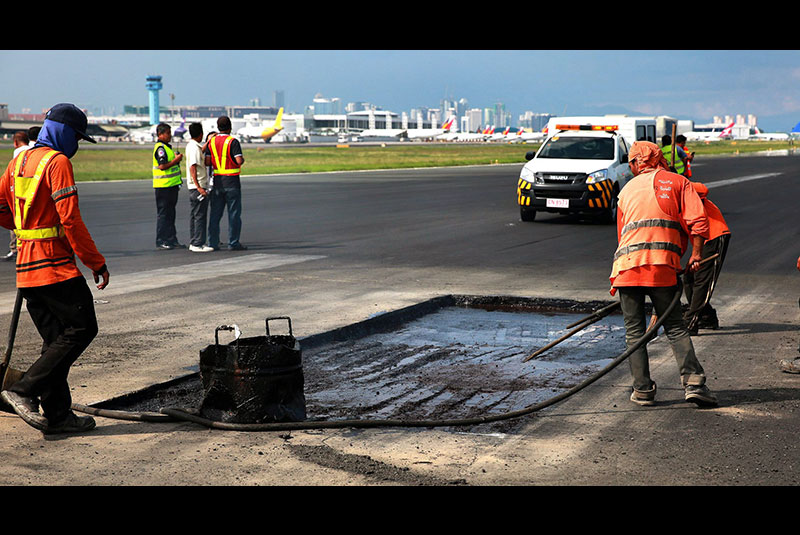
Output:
[
  {"xmin": 617, "ymin": 285, "xmax": 707, "ymax": 392},
  {"xmin": 155, "ymin": 185, "xmax": 180, "ymax": 247},
  {"xmin": 207, "ymin": 180, "xmax": 242, "ymax": 249},
  {"xmin": 189, "ymin": 189, "xmax": 209, "ymax": 247},
  {"xmin": 10, "ymin": 277, "xmax": 98, "ymax": 425},
  {"xmin": 684, "ymin": 234, "xmax": 731, "ymax": 330}
]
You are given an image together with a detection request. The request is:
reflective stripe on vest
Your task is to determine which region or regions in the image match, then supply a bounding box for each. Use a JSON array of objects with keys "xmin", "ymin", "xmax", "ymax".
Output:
[
  {"xmin": 610, "ymin": 170, "xmax": 683, "ymax": 279},
  {"xmin": 11, "ymin": 149, "xmax": 63, "ymax": 245},
  {"xmin": 209, "ymin": 135, "xmax": 240, "ymax": 176},
  {"xmin": 152, "ymin": 142, "xmax": 182, "ymax": 188},
  {"xmin": 661, "ymin": 145, "xmax": 684, "ymax": 175}
]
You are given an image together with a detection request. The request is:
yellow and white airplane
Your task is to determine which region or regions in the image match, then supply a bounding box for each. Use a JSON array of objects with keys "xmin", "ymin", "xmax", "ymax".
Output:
[{"xmin": 236, "ymin": 107, "xmax": 284, "ymax": 142}]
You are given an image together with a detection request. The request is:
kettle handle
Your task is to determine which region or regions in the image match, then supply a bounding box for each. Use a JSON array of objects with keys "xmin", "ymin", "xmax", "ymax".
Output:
[{"xmin": 265, "ymin": 317, "xmax": 292, "ymax": 337}]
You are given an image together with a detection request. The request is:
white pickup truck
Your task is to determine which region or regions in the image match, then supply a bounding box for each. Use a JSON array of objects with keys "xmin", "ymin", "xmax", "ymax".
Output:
[{"xmin": 516, "ymin": 117, "xmax": 656, "ymax": 223}]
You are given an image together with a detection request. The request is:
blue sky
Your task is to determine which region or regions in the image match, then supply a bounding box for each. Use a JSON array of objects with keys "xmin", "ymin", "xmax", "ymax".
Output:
[{"xmin": 2, "ymin": 50, "xmax": 799, "ymax": 131}]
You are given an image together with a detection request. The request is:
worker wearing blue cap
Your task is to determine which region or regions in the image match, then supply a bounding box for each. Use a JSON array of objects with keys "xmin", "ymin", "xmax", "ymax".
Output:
[{"xmin": 0, "ymin": 103, "xmax": 109, "ymax": 435}]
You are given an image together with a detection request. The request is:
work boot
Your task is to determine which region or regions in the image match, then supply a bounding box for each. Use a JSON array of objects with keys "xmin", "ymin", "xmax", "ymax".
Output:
[
  {"xmin": 630, "ymin": 382, "xmax": 657, "ymax": 406},
  {"xmin": 1, "ymin": 390, "xmax": 47, "ymax": 431},
  {"xmin": 43, "ymin": 411, "xmax": 96, "ymax": 435},
  {"xmin": 684, "ymin": 384, "xmax": 718, "ymax": 407},
  {"xmin": 779, "ymin": 357, "xmax": 800, "ymax": 374},
  {"xmin": 697, "ymin": 310, "xmax": 719, "ymax": 330}
]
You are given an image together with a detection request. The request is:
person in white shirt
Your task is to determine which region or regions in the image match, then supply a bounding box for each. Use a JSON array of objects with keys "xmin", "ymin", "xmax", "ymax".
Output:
[{"xmin": 186, "ymin": 123, "xmax": 214, "ymax": 252}]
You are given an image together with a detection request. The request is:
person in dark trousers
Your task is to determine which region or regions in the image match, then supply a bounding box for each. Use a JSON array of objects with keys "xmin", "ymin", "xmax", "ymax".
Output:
[
  {"xmin": 153, "ymin": 123, "xmax": 184, "ymax": 250},
  {"xmin": 683, "ymin": 182, "xmax": 731, "ymax": 334},
  {"xmin": 610, "ymin": 140, "xmax": 717, "ymax": 407},
  {"xmin": 186, "ymin": 122, "xmax": 213, "ymax": 252},
  {"xmin": 205, "ymin": 116, "xmax": 247, "ymax": 251},
  {"xmin": 0, "ymin": 103, "xmax": 110, "ymax": 434}
]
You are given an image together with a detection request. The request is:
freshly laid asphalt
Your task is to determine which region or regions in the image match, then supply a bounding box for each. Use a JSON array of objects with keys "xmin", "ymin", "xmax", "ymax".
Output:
[{"xmin": 1, "ymin": 152, "xmax": 799, "ymax": 486}]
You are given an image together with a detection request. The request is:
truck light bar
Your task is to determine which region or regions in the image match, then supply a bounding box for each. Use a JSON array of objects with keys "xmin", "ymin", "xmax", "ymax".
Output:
[{"xmin": 555, "ymin": 124, "xmax": 618, "ymax": 132}]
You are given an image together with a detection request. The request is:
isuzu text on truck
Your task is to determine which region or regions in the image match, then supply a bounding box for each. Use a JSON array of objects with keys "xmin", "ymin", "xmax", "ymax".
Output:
[{"xmin": 516, "ymin": 116, "xmax": 657, "ymax": 223}]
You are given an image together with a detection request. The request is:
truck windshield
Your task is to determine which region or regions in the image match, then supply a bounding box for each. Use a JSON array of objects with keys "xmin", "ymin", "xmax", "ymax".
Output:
[{"xmin": 538, "ymin": 136, "xmax": 615, "ymax": 160}]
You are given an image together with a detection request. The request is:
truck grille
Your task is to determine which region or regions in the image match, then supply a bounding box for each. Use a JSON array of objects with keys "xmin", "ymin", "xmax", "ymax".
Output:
[{"xmin": 536, "ymin": 172, "xmax": 587, "ymax": 185}]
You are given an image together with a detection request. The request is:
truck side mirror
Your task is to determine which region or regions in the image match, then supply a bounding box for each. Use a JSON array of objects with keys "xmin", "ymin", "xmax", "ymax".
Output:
[{"xmin": 525, "ymin": 151, "xmax": 535, "ymax": 161}]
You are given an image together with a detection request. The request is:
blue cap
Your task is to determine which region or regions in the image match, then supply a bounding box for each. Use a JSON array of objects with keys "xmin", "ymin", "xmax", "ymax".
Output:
[{"xmin": 45, "ymin": 103, "xmax": 96, "ymax": 143}]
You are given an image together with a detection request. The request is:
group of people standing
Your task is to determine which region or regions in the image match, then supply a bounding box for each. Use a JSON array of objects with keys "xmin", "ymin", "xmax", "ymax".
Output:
[{"xmin": 152, "ymin": 116, "xmax": 248, "ymax": 252}]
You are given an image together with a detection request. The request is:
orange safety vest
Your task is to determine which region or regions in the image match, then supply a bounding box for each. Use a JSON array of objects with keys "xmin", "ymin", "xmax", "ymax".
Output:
[
  {"xmin": 2, "ymin": 147, "xmax": 105, "ymax": 287},
  {"xmin": 691, "ymin": 182, "xmax": 730, "ymax": 240},
  {"xmin": 610, "ymin": 170, "xmax": 684, "ymax": 281},
  {"xmin": 208, "ymin": 134, "xmax": 241, "ymax": 177}
]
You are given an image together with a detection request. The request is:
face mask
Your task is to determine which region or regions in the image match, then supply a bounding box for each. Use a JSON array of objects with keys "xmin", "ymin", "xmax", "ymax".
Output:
[{"xmin": 35, "ymin": 119, "xmax": 79, "ymax": 159}]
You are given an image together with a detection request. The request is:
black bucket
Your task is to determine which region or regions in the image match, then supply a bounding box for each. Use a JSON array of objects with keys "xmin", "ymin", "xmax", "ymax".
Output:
[{"xmin": 198, "ymin": 317, "xmax": 306, "ymax": 424}]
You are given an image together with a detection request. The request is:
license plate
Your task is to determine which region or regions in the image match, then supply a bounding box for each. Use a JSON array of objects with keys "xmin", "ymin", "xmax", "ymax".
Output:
[{"xmin": 546, "ymin": 198, "xmax": 569, "ymax": 208}]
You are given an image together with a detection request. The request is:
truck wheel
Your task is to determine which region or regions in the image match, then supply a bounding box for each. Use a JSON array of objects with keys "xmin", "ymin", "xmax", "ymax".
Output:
[{"xmin": 520, "ymin": 206, "xmax": 537, "ymax": 222}]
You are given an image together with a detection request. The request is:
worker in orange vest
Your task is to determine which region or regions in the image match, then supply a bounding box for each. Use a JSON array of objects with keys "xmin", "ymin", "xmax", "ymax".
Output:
[
  {"xmin": 676, "ymin": 135, "xmax": 694, "ymax": 178},
  {"xmin": 610, "ymin": 140, "xmax": 717, "ymax": 407},
  {"xmin": 0, "ymin": 103, "xmax": 109, "ymax": 434},
  {"xmin": 683, "ymin": 182, "xmax": 731, "ymax": 334},
  {"xmin": 204, "ymin": 116, "xmax": 247, "ymax": 251}
]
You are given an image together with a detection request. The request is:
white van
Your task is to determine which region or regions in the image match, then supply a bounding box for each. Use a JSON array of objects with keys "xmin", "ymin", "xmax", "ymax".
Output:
[{"xmin": 516, "ymin": 116, "xmax": 656, "ymax": 223}]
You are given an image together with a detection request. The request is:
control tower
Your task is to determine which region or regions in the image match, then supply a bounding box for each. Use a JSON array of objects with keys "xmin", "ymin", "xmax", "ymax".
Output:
[{"xmin": 145, "ymin": 75, "xmax": 163, "ymax": 125}]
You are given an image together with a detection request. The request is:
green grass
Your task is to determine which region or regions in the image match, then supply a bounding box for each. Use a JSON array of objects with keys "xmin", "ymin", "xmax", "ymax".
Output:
[{"xmin": 0, "ymin": 139, "xmax": 796, "ymax": 182}]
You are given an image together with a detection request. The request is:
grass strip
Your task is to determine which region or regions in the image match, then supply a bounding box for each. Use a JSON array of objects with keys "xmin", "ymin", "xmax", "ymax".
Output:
[{"xmin": 0, "ymin": 140, "xmax": 796, "ymax": 182}]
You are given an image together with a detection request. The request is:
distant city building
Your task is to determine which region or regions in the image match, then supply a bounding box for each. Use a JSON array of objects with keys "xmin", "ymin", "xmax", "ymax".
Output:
[
  {"xmin": 518, "ymin": 112, "xmax": 553, "ymax": 132},
  {"xmin": 273, "ymin": 90, "xmax": 285, "ymax": 109},
  {"xmin": 310, "ymin": 94, "xmax": 342, "ymax": 115},
  {"xmin": 464, "ymin": 108, "xmax": 482, "ymax": 132}
]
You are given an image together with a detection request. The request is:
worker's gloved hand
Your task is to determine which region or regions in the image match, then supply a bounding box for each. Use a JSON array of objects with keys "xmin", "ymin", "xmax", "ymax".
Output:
[{"xmin": 93, "ymin": 265, "xmax": 110, "ymax": 290}]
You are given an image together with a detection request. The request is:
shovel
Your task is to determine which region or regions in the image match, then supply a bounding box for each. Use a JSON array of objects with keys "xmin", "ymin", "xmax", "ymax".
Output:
[{"xmin": 0, "ymin": 290, "xmax": 25, "ymax": 414}]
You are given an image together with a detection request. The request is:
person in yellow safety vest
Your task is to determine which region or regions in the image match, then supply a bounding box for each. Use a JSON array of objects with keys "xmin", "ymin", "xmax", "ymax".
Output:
[
  {"xmin": 153, "ymin": 123, "xmax": 184, "ymax": 250},
  {"xmin": 661, "ymin": 134, "xmax": 688, "ymax": 176}
]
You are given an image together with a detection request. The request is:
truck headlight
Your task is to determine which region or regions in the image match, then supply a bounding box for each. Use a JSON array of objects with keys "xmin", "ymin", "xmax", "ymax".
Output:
[
  {"xmin": 586, "ymin": 169, "xmax": 608, "ymax": 184},
  {"xmin": 520, "ymin": 165, "xmax": 535, "ymax": 183}
]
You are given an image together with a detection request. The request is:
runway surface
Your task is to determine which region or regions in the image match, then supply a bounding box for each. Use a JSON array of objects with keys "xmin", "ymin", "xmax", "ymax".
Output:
[{"xmin": 1, "ymin": 152, "xmax": 799, "ymax": 486}]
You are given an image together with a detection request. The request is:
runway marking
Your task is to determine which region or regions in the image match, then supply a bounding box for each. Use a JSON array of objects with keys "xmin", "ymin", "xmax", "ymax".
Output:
[
  {"xmin": 0, "ymin": 253, "xmax": 326, "ymax": 309},
  {"xmin": 705, "ymin": 172, "xmax": 783, "ymax": 189}
]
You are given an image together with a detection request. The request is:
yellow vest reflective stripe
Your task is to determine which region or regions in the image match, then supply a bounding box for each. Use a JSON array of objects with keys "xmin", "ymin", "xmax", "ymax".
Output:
[
  {"xmin": 661, "ymin": 145, "xmax": 685, "ymax": 175},
  {"xmin": 152, "ymin": 142, "xmax": 182, "ymax": 188},
  {"xmin": 209, "ymin": 135, "xmax": 240, "ymax": 176},
  {"xmin": 11, "ymin": 149, "xmax": 64, "ymax": 245}
]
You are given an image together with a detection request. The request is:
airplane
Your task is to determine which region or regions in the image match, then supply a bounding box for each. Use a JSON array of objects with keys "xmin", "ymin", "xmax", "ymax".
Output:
[
  {"xmin": 456, "ymin": 126, "xmax": 493, "ymax": 142},
  {"xmin": 404, "ymin": 116, "xmax": 456, "ymax": 140},
  {"xmin": 510, "ymin": 127, "xmax": 547, "ymax": 143},
  {"xmin": 125, "ymin": 125, "xmax": 156, "ymax": 144},
  {"xmin": 749, "ymin": 126, "xmax": 790, "ymax": 141},
  {"xmin": 488, "ymin": 126, "xmax": 510, "ymax": 142},
  {"xmin": 683, "ymin": 122, "xmax": 735, "ymax": 142},
  {"xmin": 358, "ymin": 127, "xmax": 407, "ymax": 140},
  {"xmin": 236, "ymin": 107, "xmax": 284, "ymax": 143},
  {"xmin": 172, "ymin": 114, "xmax": 188, "ymax": 140}
]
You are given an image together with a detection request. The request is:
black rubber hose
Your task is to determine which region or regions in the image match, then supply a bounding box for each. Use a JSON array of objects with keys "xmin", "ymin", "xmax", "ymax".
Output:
[
  {"xmin": 156, "ymin": 283, "xmax": 683, "ymax": 432},
  {"xmin": 73, "ymin": 283, "xmax": 682, "ymax": 431}
]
